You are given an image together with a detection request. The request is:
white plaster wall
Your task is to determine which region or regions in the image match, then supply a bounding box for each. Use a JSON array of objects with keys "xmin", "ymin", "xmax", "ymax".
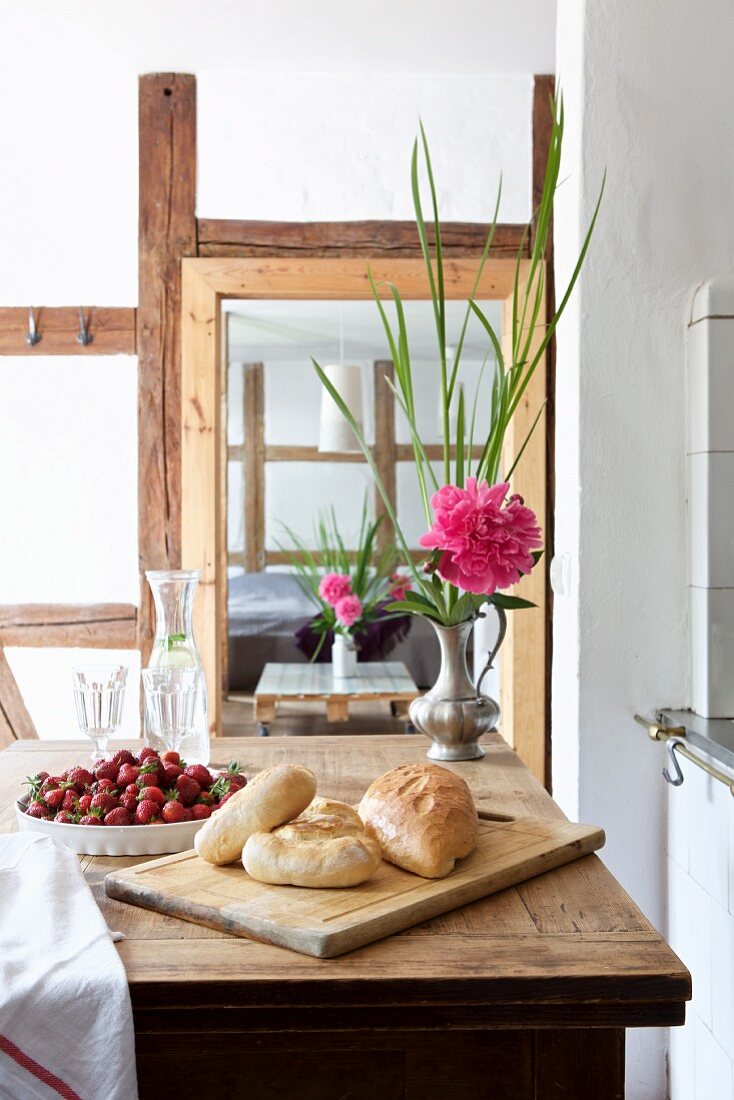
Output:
[
  {"xmin": 554, "ymin": 0, "xmax": 734, "ymax": 1095},
  {"xmin": 0, "ymin": 0, "xmax": 544, "ymax": 737}
]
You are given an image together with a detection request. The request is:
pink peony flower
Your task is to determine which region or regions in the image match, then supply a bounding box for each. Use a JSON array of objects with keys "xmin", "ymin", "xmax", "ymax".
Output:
[
  {"xmin": 389, "ymin": 572, "xmax": 412, "ymax": 602},
  {"xmin": 319, "ymin": 572, "xmax": 352, "ymax": 607},
  {"xmin": 335, "ymin": 594, "xmax": 363, "ymax": 628},
  {"xmin": 419, "ymin": 478, "xmax": 542, "ymax": 595}
]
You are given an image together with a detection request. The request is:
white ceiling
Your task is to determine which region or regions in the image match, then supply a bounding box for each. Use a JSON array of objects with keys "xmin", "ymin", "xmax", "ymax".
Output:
[{"xmin": 225, "ymin": 298, "xmax": 504, "ymax": 362}]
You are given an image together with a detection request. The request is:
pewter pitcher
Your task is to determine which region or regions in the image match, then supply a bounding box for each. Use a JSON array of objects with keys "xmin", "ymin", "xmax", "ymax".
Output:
[{"xmin": 409, "ymin": 612, "xmax": 505, "ymax": 762}]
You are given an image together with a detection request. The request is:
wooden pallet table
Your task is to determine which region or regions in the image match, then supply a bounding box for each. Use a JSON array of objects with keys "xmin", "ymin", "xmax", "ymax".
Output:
[{"xmin": 252, "ymin": 660, "xmax": 420, "ymax": 735}]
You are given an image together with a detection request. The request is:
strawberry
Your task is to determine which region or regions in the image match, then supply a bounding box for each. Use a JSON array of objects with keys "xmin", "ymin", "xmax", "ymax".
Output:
[
  {"xmin": 79, "ymin": 813, "xmax": 103, "ymax": 826},
  {"xmin": 140, "ymin": 785, "xmax": 166, "ymax": 807},
  {"xmin": 43, "ymin": 787, "xmax": 66, "ymax": 809},
  {"xmin": 120, "ymin": 794, "xmax": 138, "ymax": 814},
  {"xmin": 217, "ymin": 761, "xmax": 247, "ymax": 792},
  {"xmin": 123, "ymin": 783, "xmax": 138, "ymax": 798},
  {"xmin": 197, "ymin": 789, "xmax": 215, "ymax": 806},
  {"xmin": 104, "ymin": 807, "xmax": 133, "ymax": 827},
  {"xmin": 54, "ymin": 811, "xmax": 77, "ymax": 825},
  {"xmin": 183, "ymin": 764, "xmax": 212, "ymax": 789},
  {"xmin": 94, "ymin": 760, "xmax": 119, "ymax": 782},
  {"xmin": 135, "ymin": 799, "xmax": 160, "ymax": 825},
  {"xmin": 26, "ymin": 799, "xmax": 49, "ymax": 819},
  {"xmin": 175, "ymin": 775, "xmax": 201, "ymax": 806},
  {"xmin": 67, "ymin": 766, "xmax": 95, "ymax": 790},
  {"xmin": 96, "ymin": 778, "xmax": 117, "ymax": 794},
  {"xmin": 136, "ymin": 762, "xmax": 161, "ymax": 788},
  {"xmin": 161, "ymin": 750, "xmax": 182, "ymax": 765},
  {"xmin": 117, "ymin": 763, "xmax": 140, "ymax": 787},
  {"xmin": 161, "ymin": 800, "xmax": 186, "ymax": 824},
  {"xmin": 111, "ymin": 749, "xmax": 136, "ymax": 768},
  {"xmin": 191, "ymin": 803, "xmax": 211, "ymax": 820},
  {"xmin": 61, "ymin": 789, "xmax": 79, "ymax": 813},
  {"xmin": 137, "ymin": 747, "xmax": 160, "ymax": 764},
  {"xmin": 41, "ymin": 776, "xmax": 64, "ymax": 794},
  {"xmin": 162, "ymin": 763, "xmax": 183, "ymax": 785},
  {"xmin": 91, "ymin": 792, "xmax": 119, "ymax": 815}
]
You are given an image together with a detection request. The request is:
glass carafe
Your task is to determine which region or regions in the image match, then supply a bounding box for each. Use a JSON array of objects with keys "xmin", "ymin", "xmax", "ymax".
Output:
[{"xmin": 144, "ymin": 569, "xmax": 210, "ymax": 765}]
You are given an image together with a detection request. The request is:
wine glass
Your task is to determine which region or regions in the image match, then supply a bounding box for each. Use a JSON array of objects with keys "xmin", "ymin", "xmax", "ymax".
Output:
[
  {"xmin": 72, "ymin": 665, "xmax": 128, "ymax": 761},
  {"xmin": 142, "ymin": 667, "xmax": 201, "ymax": 755}
]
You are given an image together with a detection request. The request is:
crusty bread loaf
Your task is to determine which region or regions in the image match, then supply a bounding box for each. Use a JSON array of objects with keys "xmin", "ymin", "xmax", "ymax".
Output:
[
  {"xmin": 194, "ymin": 763, "xmax": 316, "ymax": 865},
  {"xmin": 242, "ymin": 812, "xmax": 382, "ymax": 888},
  {"xmin": 358, "ymin": 762, "xmax": 478, "ymax": 878}
]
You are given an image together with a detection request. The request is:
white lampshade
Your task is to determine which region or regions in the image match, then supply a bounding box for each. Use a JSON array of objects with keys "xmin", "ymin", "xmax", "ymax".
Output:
[{"xmin": 318, "ymin": 364, "xmax": 364, "ymax": 452}]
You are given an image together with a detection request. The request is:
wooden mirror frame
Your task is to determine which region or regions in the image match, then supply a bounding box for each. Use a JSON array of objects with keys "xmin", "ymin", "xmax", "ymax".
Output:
[{"xmin": 181, "ymin": 255, "xmax": 547, "ymax": 781}]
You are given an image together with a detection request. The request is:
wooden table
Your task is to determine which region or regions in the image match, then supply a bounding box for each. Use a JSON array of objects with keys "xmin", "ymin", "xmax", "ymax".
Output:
[
  {"xmin": 0, "ymin": 735, "xmax": 689, "ymax": 1100},
  {"xmin": 253, "ymin": 660, "xmax": 420, "ymax": 735}
]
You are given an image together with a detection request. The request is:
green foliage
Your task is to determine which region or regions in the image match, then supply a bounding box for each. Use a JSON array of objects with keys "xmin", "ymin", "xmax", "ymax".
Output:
[{"xmin": 313, "ymin": 92, "xmax": 602, "ymax": 626}]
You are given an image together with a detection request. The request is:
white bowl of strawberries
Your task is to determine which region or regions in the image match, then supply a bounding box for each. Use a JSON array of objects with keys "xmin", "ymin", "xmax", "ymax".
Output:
[{"xmin": 15, "ymin": 747, "xmax": 247, "ymax": 856}]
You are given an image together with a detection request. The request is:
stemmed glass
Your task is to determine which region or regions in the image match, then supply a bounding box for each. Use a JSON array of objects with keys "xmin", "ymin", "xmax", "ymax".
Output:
[
  {"xmin": 142, "ymin": 668, "xmax": 201, "ymax": 755},
  {"xmin": 72, "ymin": 665, "xmax": 128, "ymax": 761}
]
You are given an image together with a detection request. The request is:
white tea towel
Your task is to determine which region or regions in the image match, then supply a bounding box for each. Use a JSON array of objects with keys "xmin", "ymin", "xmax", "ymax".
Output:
[{"xmin": 0, "ymin": 833, "xmax": 138, "ymax": 1100}]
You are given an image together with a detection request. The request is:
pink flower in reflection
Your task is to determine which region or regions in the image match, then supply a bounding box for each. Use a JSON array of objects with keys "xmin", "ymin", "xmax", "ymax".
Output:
[
  {"xmin": 335, "ymin": 594, "xmax": 363, "ymax": 628},
  {"xmin": 319, "ymin": 572, "xmax": 352, "ymax": 607}
]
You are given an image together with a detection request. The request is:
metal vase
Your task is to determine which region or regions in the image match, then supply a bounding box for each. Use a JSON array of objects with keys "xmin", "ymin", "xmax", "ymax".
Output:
[{"xmin": 409, "ymin": 618, "xmax": 501, "ymax": 762}]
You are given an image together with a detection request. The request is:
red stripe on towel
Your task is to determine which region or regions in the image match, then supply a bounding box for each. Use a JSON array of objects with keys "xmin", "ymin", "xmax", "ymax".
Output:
[{"xmin": 0, "ymin": 1034, "xmax": 82, "ymax": 1100}]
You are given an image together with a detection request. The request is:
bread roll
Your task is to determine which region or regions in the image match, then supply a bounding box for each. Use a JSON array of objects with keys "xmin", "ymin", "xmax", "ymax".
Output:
[
  {"xmin": 358, "ymin": 762, "xmax": 478, "ymax": 878},
  {"xmin": 300, "ymin": 796, "xmax": 363, "ymax": 829},
  {"xmin": 194, "ymin": 763, "xmax": 316, "ymax": 865},
  {"xmin": 242, "ymin": 812, "xmax": 382, "ymax": 888}
]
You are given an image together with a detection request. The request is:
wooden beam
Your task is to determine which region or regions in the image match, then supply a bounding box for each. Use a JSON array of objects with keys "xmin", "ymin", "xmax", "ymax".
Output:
[
  {"xmin": 0, "ymin": 604, "xmax": 137, "ymax": 649},
  {"xmin": 374, "ymin": 361, "xmax": 397, "ymax": 555},
  {"xmin": 0, "ymin": 647, "xmax": 37, "ymax": 744},
  {"xmin": 243, "ymin": 364, "xmax": 265, "ymax": 573},
  {"xmin": 219, "ymin": 316, "xmax": 230, "ymax": 693},
  {"xmin": 137, "ymin": 72, "xmax": 197, "ymax": 664},
  {"xmin": 0, "ymin": 308, "xmax": 136, "ymax": 356},
  {"xmin": 197, "ymin": 220, "xmax": 529, "ymax": 259},
  {"xmin": 533, "ymin": 73, "xmax": 556, "ymax": 793},
  {"xmin": 264, "ymin": 445, "xmax": 366, "ymax": 463}
]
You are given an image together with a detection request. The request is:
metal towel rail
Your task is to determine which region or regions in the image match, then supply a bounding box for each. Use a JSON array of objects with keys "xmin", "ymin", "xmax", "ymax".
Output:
[{"xmin": 634, "ymin": 713, "xmax": 734, "ymax": 795}]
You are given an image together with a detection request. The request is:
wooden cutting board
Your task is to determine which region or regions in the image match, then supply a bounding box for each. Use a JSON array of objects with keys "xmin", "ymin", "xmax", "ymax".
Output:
[{"xmin": 105, "ymin": 815, "xmax": 604, "ymax": 958}]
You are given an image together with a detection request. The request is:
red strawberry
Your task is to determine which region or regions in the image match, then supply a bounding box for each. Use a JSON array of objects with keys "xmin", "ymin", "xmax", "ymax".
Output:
[
  {"xmin": 61, "ymin": 789, "xmax": 79, "ymax": 813},
  {"xmin": 217, "ymin": 761, "xmax": 247, "ymax": 791},
  {"xmin": 184, "ymin": 764, "xmax": 212, "ymax": 789},
  {"xmin": 43, "ymin": 787, "xmax": 66, "ymax": 809},
  {"xmin": 123, "ymin": 783, "xmax": 138, "ymax": 798},
  {"xmin": 140, "ymin": 786, "xmax": 166, "ymax": 807},
  {"xmin": 161, "ymin": 801, "xmax": 186, "ymax": 824},
  {"xmin": 136, "ymin": 762, "xmax": 161, "ymax": 788},
  {"xmin": 137, "ymin": 747, "xmax": 160, "ymax": 764},
  {"xmin": 161, "ymin": 750, "xmax": 182, "ymax": 765},
  {"xmin": 104, "ymin": 807, "xmax": 133, "ymax": 827},
  {"xmin": 78, "ymin": 794, "xmax": 92, "ymax": 814},
  {"xmin": 120, "ymin": 794, "xmax": 138, "ymax": 814},
  {"xmin": 79, "ymin": 813, "xmax": 103, "ymax": 826},
  {"xmin": 54, "ymin": 810, "xmax": 77, "ymax": 824},
  {"xmin": 162, "ymin": 763, "xmax": 183, "ymax": 785},
  {"xmin": 94, "ymin": 760, "xmax": 119, "ymax": 782},
  {"xmin": 135, "ymin": 799, "xmax": 160, "ymax": 825},
  {"xmin": 67, "ymin": 766, "xmax": 95, "ymax": 790},
  {"xmin": 91, "ymin": 792, "xmax": 118, "ymax": 815},
  {"xmin": 197, "ymin": 790, "xmax": 215, "ymax": 806},
  {"xmin": 117, "ymin": 763, "xmax": 140, "ymax": 787},
  {"xmin": 41, "ymin": 776, "xmax": 62, "ymax": 794},
  {"xmin": 111, "ymin": 749, "xmax": 136, "ymax": 768},
  {"xmin": 35, "ymin": 771, "xmax": 49, "ymax": 784},
  {"xmin": 191, "ymin": 803, "xmax": 211, "ymax": 820},
  {"xmin": 175, "ymin": 775, "xmax": 201, "ymax": 806},
  {"xmin": 96, "ymin": 778, "xmax": 117, "ymax": 794},
  {"xmin": 26, "ymin": 800, "xmax": 49, "ymax": 819}
]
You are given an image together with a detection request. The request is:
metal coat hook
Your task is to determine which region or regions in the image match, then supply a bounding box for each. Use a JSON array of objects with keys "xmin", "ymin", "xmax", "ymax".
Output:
[
  {"xmin": 77, "ymin": 307, "xmax": 92, "ymax": 346},
  {"xmin": 26, "ymin": 307, "xmax": 41, "ymax": 346},
  {"xmin": 662, "ymin": 739, "xmax": 686, "ymax": 787}
]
